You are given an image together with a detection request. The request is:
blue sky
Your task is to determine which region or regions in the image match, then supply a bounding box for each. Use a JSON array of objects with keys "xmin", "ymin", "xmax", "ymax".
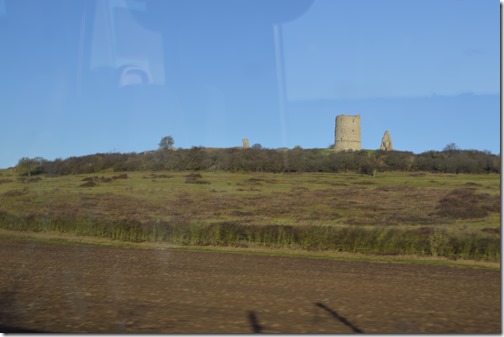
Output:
[{"xmin": 0, "ymin": 0, "xmax": 500, "ymax": 168}]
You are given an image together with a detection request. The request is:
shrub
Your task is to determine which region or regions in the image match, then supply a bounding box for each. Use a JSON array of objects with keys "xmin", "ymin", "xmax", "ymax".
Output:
[
  {"xmin": 80, "ymin": 181, "xmax": 97, "ymax": 188},
  {"xmin": 184, "ymin": 173, "xmax": 210, "ymax": 184},
  {"xmin": 435, "ymin": 189, "xmax": 499, "ymax": 219}
]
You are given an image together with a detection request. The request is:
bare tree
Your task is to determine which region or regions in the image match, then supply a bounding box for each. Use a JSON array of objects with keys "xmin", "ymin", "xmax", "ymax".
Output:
[{"xmin": 443, "ymin": 143, "xmax": 459, "ymax": 152}]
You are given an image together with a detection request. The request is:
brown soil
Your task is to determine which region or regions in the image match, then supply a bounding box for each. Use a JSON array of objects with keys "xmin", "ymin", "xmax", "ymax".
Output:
[{"xmin": 0, "ymin": 239, "xmax": 500, "ymax": 333}]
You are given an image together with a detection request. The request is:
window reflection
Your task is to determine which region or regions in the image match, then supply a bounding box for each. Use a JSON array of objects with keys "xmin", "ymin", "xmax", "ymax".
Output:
[{"xmin": 90, "ymin": 0, "xmax": 165, "ymax": 87}]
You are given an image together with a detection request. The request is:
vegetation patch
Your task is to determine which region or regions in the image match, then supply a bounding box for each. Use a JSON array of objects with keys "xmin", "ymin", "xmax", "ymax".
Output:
[
  {"xmin": 79, "ymin": 174, "xmax": 128, "ymax": 186},
  {"xmin": 435, "ymin": 189, "xmax": 500, "ymax": 219},
  {"xmin": 0, "ymin": 170, "xmax": 499, "ymax": 262},
  {"xmin": 3, "ymin": 189, "xmax": 30, "ymax": 197},
  {"xmin": 464, "ymin": 182, "xmax": 482, "ymax": 187},
  {"xmin": 481, "ymin": 227, "xmax": 499, "ymax": 235},
  {"xmin": 144, "ymin": 173, "xmax": 173, "ymax": 179},
  {"xmin": 230, "ymin": 211, "xmax": 255, "ymax": 217},
  {"xmin": 184, "ymin": 173, "xmax": 202, "ymax": 179},
  {"xmin": 245, "ymin": 178, "xmax": 263, "ymax": 185},
  {"xmin": 12, "ymin": 146, "xmax": 500, "ymax": 176},
  {"xmin": 80, "ymin": 181, "xmax": 97, "ymax": 188},
  {"xmin": 0, "ymin": 212, "xmax": 498, "ymax": 261},
  {"xmin": 183, "ymin": 173, "xmax": 210, "ymax": 184},
  {"xmin": 351, "ymin": 181, "xmax": 377, "ymax": 185}
]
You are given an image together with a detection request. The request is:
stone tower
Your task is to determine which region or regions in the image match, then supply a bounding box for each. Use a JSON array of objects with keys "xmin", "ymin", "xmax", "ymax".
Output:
[
  {"xmin": 242, "ymin": 138, "xmax": 250, "ymax": 149},
  {"xmin": 379, "ymin": 130, "xmax": 393, "ymax": 151},
  {"xmin": 334, "ymin": 115, "xmax": 361, "ymax": 152}
]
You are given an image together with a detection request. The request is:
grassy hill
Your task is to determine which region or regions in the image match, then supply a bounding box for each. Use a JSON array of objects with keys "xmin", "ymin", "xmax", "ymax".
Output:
[{"xmin": 0, "ymin": 168, "xmax": 499, "ymax": 261}]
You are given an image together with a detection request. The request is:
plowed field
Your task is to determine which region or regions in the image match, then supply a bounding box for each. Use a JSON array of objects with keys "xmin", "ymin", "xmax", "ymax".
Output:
[{"xmin": 0, "ymin": 239, "xmax": 500, "ymax": 333}]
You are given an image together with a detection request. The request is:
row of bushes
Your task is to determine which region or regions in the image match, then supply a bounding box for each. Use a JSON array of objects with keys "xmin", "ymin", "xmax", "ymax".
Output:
[
  {"xmin": 0, "ymin": 212, "xmax": 499, "ymax": 261},
  {"xmin": 16, "ymin": 147, "xmax": 500, "ymax": 176}
]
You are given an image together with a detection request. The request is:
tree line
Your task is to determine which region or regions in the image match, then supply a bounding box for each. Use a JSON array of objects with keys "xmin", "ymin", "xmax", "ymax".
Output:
[{"xmin": 16, "ymin": 146, "xmax": 500, "ymax": 176}]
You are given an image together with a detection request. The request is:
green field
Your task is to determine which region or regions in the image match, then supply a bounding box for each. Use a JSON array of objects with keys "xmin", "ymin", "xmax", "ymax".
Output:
[{"xmin": 0, "ymin": 169, "xmax": 500, "ymax": 261}]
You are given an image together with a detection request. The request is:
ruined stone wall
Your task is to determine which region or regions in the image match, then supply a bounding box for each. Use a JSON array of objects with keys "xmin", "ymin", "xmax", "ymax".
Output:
[
  {"xmin": 380, "ymin": 130, "xmax": 393, "ymax": 151},
  {"xmin": 334, "ymin": 115, "xmax": 361, "ymax": 152}
]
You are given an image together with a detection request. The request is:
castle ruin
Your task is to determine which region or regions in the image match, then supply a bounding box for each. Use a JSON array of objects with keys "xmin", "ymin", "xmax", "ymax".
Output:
[
  {"xmin": 380, "ymin": 131, "xmax": 393, "ymax": 151},
  {"xmin": 242, "ymin": 138, "xmax": 250, "ymax": 149},
  {"xmin": 334, "ymin": 114, "xmax": 361, "ymax": 152}
]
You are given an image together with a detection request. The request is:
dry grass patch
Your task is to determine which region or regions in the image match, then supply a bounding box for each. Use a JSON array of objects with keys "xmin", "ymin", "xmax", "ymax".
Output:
[
  {"xmin": 3, "ymin": 189, "xmax": 31, "ymax": 197},
  {"xmin": 184, "ymin": 173, "xmax": 211, "ymax": 184},
  {"xmin": 435, "ymin": 189, "xmax": 500, "ymax": 219}
]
